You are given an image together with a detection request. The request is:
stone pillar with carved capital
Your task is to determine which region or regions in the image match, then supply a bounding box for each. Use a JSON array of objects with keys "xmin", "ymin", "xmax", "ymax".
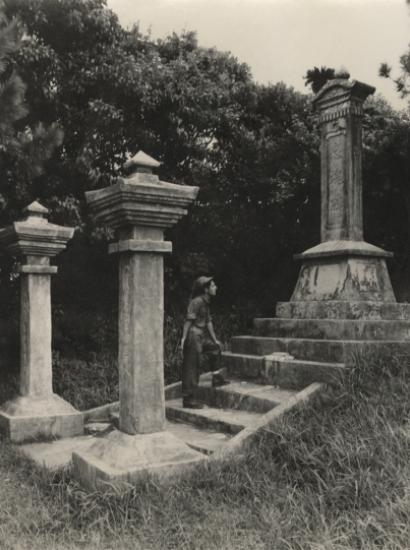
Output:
[
  {"xmin": 0, "ymin": 202, "xmax": 83, "ymax": 442},
  {"xmin": 290, "ymin": 79, "xmax": 396, "ymax": 305},
  {"xmin": 73, "ymin": 151, "xmax": 205, "ymax": 490}
]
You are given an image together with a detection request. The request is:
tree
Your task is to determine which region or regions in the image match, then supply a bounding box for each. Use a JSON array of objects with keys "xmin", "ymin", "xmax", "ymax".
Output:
[
  {"xmin": 304, "ymin": 66, "xmax": 350, "ymax": 94},
  {"xmin": 379, "ymin": 0, "xmax": 410, "ymax": 99},
  {"xmin": 0, "ymin": 0, "xmax": 63, "ymax": 225}
]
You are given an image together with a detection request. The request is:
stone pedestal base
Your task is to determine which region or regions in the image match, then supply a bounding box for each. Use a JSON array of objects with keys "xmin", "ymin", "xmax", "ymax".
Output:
[
  {"xmin": 72, "ymin": 429, "xmax": 206, "ymax": 491},
  {"xmin": 0, "ymin": 393, "xmax": 83, "ymax": 443},
  {"xmin": 276, "ymin": 300, "xmax": 410, "ymax": 321},
  {"xmin": 291, "ymin": 240, "xmax": 395, "ymax": 303}
]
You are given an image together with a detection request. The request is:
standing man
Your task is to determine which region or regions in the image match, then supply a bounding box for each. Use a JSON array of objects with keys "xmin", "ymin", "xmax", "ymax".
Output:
[{"xmin": 180, "ymin": 276, "xmax": 228, "ymax": 409}]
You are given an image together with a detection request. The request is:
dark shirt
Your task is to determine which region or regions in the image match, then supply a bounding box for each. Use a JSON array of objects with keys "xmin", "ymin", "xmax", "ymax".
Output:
[{"xmin": 186, "ymin": 295, "xmax": 211, "ymax": 328}]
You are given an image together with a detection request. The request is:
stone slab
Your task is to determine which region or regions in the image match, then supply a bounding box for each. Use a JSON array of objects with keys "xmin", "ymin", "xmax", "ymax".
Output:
[
  {"xmin": 222, "ymin": 351, "xmax": 347, "ymax": 389},
  {"xmin": 166, "ymin": 420, "xmax": 231, "ymax": 455},
  {"xmin": 193, "ymin": 379, "xmax": 295, "ymax": 413},
  {"xmin": 0, "ymin": 394, "xmax": 84, "ymax": 443},
  {"xmin": 108, "ymin": 239, "xmax": 172, "ymax": 255},
  {"xmin": 19, "ymin": 434, "xmax": 96, "ymax": 470},
  {"xmin": 166, "ymin": 399, "xmax": 262, "ymax": 434},
  {"xmin": 253, "ymin": 318, "xmax": 410, "ymax": 341},
  {"xmin": 72, "ymin": 429, "xmax": 206, "ymax": 492},
  {"xmin": 85, "ymin": 179, "xmax": 199, "ymax": 231},
  {"xmin": 294, "ymin": 240, "xmax": 392, "ymax": 260},
  {"xmin": 18, "ymin": 419, "xmax": 229, "ymax": 471},
  {"xmin": 230, "ymin": 335, "xmax": 410, "ymax": 365},
  {"xmin": 275, "ymin": 301, "xmax": 410, "ymax": 320}
]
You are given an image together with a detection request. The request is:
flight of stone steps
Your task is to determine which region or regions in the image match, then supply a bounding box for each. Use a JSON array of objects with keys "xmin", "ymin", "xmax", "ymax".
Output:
[
  {"xmin": 228, "ymin": 301, "xmax": 410, "ymax": 368},
  {"xmin": 151, "ymin": 299, "xmax": 410, "ymax": 458}
]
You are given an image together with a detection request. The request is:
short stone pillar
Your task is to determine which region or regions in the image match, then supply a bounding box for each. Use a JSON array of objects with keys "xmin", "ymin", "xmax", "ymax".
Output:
[
  {"xmin": 291, "ymin": 79, "xmax": 395, "ymax": 303},
  {"xmin": 73, "ymin": 151, "xmax": 204, "ymax": 490},
  {"xmin": 0, "ymin": 202, "xmax": 83, "ymax": 442}
]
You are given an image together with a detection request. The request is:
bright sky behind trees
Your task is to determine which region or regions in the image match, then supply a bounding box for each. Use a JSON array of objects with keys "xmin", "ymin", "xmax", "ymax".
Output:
[{"xmin": 107, "ymin": 0, "xmax": 409, "ymax": 110}]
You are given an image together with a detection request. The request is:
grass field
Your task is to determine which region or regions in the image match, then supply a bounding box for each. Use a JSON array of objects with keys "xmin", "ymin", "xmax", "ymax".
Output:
[{"xmin": 1, "ymin": 347, "xmax": 409, "ymax": 550}]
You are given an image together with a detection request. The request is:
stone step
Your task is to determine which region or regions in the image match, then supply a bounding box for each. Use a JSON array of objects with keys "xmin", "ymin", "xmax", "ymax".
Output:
[
  {"xmin": 222, "ymin": 351, "xmax": 347, "ymax": 389},
  {"xmin": 193, "ymin": 379, "xmax": 297, "ymax": 413},
  {"xmin": 230, "ymin": 335, "xmax": 410, "ymax": 364},
  {"xmin": 166, "ymin": 419, "xmax": 231, "ymax": 455},
  {"xmin": 253, "ymin": 318, "xmax": 410, "ymax": 341},
  {"xmin": 276, "ymin": 301, "xmax": 410, "ymax": 321},
  {"xmin": 165, "ymin": 398, "xmax": 263, "ymax": 435}
]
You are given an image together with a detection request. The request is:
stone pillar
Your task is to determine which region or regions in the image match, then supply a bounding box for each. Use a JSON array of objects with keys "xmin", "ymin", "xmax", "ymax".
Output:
[
  {"xmin": 73, "ymin": 151, "xmax": 204, "ymax": 490},
  {"xmin": 0, "ymin": 202, "xmax": 83, "ymax": 442},
  {"xmin": 116, "ymin": 226, "xmax": 169, "ymax": 434},
  {"xmin": 316, "ymin": 79, "xmax": 373, "ymax": 242},
  {"xmin": 290, "ymin": 79, "xmax": 396, "ymax": 304}
]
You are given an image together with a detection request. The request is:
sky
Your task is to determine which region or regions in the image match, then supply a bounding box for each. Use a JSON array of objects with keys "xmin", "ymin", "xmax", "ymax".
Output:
[{"xmin": 107, "ymin": 0, "xmax": 410, "ymax": 110}]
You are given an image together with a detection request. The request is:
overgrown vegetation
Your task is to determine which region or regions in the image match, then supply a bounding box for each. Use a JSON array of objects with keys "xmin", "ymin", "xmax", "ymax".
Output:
[{"xmin": 1, "ymin": 352, "xmax": 409, "ymax": 549}]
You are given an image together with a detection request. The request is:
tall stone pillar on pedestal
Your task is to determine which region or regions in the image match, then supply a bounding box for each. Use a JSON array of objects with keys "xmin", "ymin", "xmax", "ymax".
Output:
[
  {"xmin": 0, "ymin": 202, "xmax": 83, "ymax": 442},
  {"xmin": 73, "ymin": 151, "xmax": 204, "ymax": 490},
  {"xmin": 290, "ymin": 79, "xmax": 396, "ymax": 306}
]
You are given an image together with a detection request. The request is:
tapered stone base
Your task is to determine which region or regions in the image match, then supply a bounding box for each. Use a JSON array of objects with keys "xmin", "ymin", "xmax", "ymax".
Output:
[
  {"xmin": 0, "ymin": 393, "xmax": 83, "ymax": 443},
  {"xmin": 72, "ymin": 429, "xmax": 206, "ymax": 492},
  {"xmin": 292, "ymin": 241, "xmax": 395, "ymax": 303}
]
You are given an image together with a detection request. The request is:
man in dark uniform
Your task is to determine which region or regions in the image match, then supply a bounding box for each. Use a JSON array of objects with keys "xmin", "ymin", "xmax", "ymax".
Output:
[{"xmin": 180, "ymin": 276, "xmax": 228, "ymax": 408}]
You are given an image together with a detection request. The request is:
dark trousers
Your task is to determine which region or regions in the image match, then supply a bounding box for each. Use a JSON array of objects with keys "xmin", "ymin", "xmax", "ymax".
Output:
[{"xmin": 182, "ymin": 326, "xmax": 221, "ymax": 398}]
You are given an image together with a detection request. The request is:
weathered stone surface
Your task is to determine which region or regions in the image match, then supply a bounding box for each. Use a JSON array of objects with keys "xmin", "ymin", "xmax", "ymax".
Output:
[
  {"xmin": 19, "ymin": 434, "xmax": 96, "ymax": 470},
  {"xmin": 20, "ymin": 273, "xmax": 53, "ymax": 396},
  {"xmin": 0, "ymin": 394, "xmax": 83, "ymax": 443},
  {"xmin": 275, "ymin": 301, "xmax": 410, "ymax": 320},
  {"xmin": 72, "ymin": 430, "xmax": 206, "ymax": 491},
  {"xmin": 76, "ymin": 153, "xmax": 199, "ymax": 491},
  {"xmin": 0, "ymin": 202, "xmax": 82, "ymax": 443},
  {"xmin": 294, "ymin": 240, "xmax": 392, "ymax": 260},
  {"xmin": 193, "ymin": 379, "xmax": 295, "ymax": 413},
  {"xmin": 313, "ymin": 79, "xmax": 374, "ymax": 242},
  {"xmin": 0, "ymin": 202, "xmax": 74, "ymax": 257},
  {"xmin": 254, "ymin": 317, "xmax": 410, "ymax": 341},
  {"xmin": 166, "ymin": 399, "xmax": 263, "ymax": 435},
  {"xmin": 85, "ymin": 154, "xmax": 199, "ymax": 231},
  {"xmin": 291, "ymin": 255, "xmax": 395, "ymax": 303},
  {"xmin": 124, "ymin": 150, "xmax": 161, "ymax": 171},
  {"xmin": 230, "ymin": 335, "xmax": 410, "ymax": 365},
  {"xmin": 118, "ymin": 250, "xmax": 165, "ymax": 434},
  {"xmin": 84, "ymin": 154, "xmax": 198, "ymax": 440},
  {"xmin": 290, "ymin": 79, "xmax": 395, "ymax": 307},
  {"xmin": 222, "ymin": 351, "xmax": 347, "ymax": 389}
]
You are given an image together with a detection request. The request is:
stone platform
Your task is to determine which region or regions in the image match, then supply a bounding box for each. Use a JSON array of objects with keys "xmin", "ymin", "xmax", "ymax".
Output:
[
  {"xmin": 276, "ymin": 300, "xmax": 410, "ymax": 320},
  {"xmin": 0, "ymin": 393, "xmax": 83, "ymax": 443},
  {"xmin": 72, "ymin": 430, "xmax": 206, "ymax": 491},
  {"xmin": 221, "ymin": 298, "xmax": 410, "ymax": 376}
]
